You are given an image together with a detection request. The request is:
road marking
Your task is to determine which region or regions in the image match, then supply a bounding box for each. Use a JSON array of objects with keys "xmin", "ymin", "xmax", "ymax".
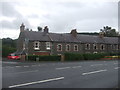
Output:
[
  {"xmin": 9, "ymin": 77, "xmax": 64, "ymax": 88},
  {"xmin": 12, "ymin": 70, "xmax": 39, "ymax": 74},
  {"xmin": 82, "ymin": 69, "xmax": 107, "ymax": 75},
  {"xmin": 31, "ymin": 65, "xmax": 38, "ymax": 67},
  {"xmin": 15, "ymin": 66, "xmax": 21, "ymax": 68},
  {"xmin": 23, "ymin": 66, "xmax": 29, "ymax": 67},
  {"xmin": 4, "ymin": 66, "xmax": 14, "ymax": 68},
  {"xmin": 72, "ymin": 66, "xmax": 82, "ymax": 68},
  {"xmin": 114, "ymin": 67, "xmax": 120, "ymax": 69},
  {"xmin": 91, "ymin": 64, "xmax": 103, "ymax": 66},
  {"xmin": 114, "ymin": 63, "xmax": 118, "ymax": 65},
  {"xmin": 56, "ymin": 67, "xmax": 70, "ymax": 70}
]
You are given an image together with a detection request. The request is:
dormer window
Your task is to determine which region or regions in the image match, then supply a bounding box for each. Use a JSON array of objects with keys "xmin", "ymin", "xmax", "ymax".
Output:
[
  {"xmin": 34, "ymin": 41, "xmax": 40, "ymax": 50},
  {"xmin": 46, "ymin": 42, "xmax": 51, "ymax": 50}
]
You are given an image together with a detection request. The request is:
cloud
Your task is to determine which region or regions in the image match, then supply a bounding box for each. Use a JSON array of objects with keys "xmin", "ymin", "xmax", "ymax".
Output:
[
  {"xmin": 0, "ymin": 0, "xmax": 118, "ymax": 39},
  {"xmin": 1, "ymin": 2, "xmax": 31, "ymax": 30},
  {"xmin": 38, "ymin": 1, "xmax": 117, "ymax": 33}
]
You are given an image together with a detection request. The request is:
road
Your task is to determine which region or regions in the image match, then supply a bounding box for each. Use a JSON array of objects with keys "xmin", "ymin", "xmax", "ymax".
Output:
[{"xmin": 2, "ymin": 59, "xmax": 120, "ymax": 88}]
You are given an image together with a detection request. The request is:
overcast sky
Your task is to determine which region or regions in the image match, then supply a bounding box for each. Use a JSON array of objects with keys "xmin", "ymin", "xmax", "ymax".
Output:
[{"xmin": 0, "ymin": 0, "xmax": 119, "ymax": 39}]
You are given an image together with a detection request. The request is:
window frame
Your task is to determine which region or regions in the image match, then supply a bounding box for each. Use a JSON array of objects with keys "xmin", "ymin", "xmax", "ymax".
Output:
[
  {"xmin": 34, "ymin": 41, "xmax": 40, "ymax": 50},
  {"xmin": 57, "ymin": 44, "xmax": 62, "ymax": 51},
  {"xmin": 46, "ymin": 42, "xmax": 51, "ymax": 50},
  {"xmin": 85, "ymin": 43, "xmax": 90, "ymax": 50},
  {"xmin": 100, "ymin": 44, "xmax": 105, "ymax": 50},
  {"xmin": 74, "ymin": 44, "xmax": 78, "ymax": 51},
  {"xmin": 93, "ymin": 44, "xmax": 98, "ymax": 50},
  {"xmin": 66, "ymin": 44, "xmax": 71, "ymax": 51}
]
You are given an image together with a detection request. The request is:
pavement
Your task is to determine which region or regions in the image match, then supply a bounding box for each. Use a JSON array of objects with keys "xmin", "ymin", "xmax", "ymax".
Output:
[{"xmin": 1, "ymin": 59, "xmax": 120, "ymax": 89}]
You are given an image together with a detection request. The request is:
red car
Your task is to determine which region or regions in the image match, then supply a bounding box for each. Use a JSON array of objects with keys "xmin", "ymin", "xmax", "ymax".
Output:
[{"xmin": 7, "ymin": 53, "xmax": 20, "ymax": 60}]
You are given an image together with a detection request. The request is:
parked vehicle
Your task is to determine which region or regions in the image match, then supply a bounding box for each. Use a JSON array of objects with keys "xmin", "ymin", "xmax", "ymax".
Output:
[{"xmin": 7, "ymin": 53, "xmax": 20, "ymax": 60}]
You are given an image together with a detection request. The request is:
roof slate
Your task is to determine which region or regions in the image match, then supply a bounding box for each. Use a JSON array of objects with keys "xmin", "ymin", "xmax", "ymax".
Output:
[{"xmin": 23, "ymin": 31, "xmax": 118, "ymax": 44}]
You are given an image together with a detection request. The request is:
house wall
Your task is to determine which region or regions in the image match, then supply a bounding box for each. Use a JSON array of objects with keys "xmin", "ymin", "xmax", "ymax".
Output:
[
  {"xmin": 17, "ymin": 32, "xmax": 25, "ymax": 53},
  {"xmin": 26, "ymin": 41, "xmax": 119, "ymax": 55}
]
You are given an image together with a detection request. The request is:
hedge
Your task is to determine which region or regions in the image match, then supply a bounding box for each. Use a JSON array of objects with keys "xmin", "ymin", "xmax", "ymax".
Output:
[
  {"xmin": 27, "ymin": 55, "xmax": 61, "ymax": 61},
  {"xmin": 64, "ymin": 53, "xmax": 109, "ymax": 61}
]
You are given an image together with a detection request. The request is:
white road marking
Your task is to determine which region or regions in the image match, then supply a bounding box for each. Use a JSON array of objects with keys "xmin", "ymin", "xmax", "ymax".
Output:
[
  {"xmin": 91, "ymin": 64, "xmax": 103, "ymax": 66},
  {"xmin": 31, "ymin": 65, "xmax": 38, "ymax": 67},
  {"xmin": 114, "ymin": 63, "xmax": 118, "ymax": 65},
  {"xmin": 15, "ymin": 66, "xmax": 21, "ymax": 68},
  {"xmin": 72, "ymin": 66, "xmax": 82, "ymax": 68},
  {"xmin": 4, "ymin": 66, "xmax": 14, "ymax": 68},
  {"xmin": 114, "ymin": 67, "xmax": 120, "ymax": 69},
  {"xmin": 9, "ymin": 77, "xmax": 64, "ymax": 88},
  {"xmin": 23, "ymin": 66, "xmax": 29, "ymax": 67},
  {"xmin": 82, "ymin": 69, "xmax": 107, "ymax": 75},
  {"xmin": 12, "ymin": 70, "xmax": 39, "ymax": 74},
  {"xmin": 56, "ymin": 67, "xmax": 70, "ymax": 70}
]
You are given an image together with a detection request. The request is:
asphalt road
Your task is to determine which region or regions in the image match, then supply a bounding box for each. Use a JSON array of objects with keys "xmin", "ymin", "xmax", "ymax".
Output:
[{"xmin": 2, "ymin": 59, "xmax": 120, "ymax": 88}]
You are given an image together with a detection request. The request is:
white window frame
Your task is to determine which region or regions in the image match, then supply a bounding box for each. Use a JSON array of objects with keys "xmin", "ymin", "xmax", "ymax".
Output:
[
  {"xmin": 100, "ymin": 44, "xmax": 105, "ymax": 50},
  {"xmin": 34, "ymin": 41, "xmax": 40, "ymax": 50},
  {"xmin": 46, "ymin": 42, "xmax": 51, "ymax": 50},
  {"xmin": 85, "ymin": 43, "xmax": 90, "ymax": 50},
  {"xmin": 74, "ymin": 44, "xmax": 78, "ymax": 51},
  {"xmin": 66, "ymin": 44, "xmax": 70, "ymax": 51},
  {"xmin": 93, "ymin": 44, "xmax": 98, "ymax": 50},
  {"xmin": 57, "ymin": 44, "xmax": 62, "ymax": 51}
]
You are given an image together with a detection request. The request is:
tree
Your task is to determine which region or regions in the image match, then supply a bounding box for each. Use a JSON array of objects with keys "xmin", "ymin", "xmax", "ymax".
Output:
[
  {"xmin": 2, "ymin": 38, "xmax": 17, "ymax": 57},
  {"xmin": 37, "ymin": 26, "xmax": 42, "ymax": 32},
  {"xmin": 100, "ymin": 26, "xmax": 119, "ymax": 37}
]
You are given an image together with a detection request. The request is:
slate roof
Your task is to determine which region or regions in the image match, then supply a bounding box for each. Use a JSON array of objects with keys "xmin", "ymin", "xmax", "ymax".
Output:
[{"xmin": 22, "ymin": 31, "xmax": 118, "ymax": 44}]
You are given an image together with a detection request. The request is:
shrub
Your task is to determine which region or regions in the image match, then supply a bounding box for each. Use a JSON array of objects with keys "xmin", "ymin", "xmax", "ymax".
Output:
[
  {"xmin": 64, "ymin": 53, "xmax": 107, "ymax": 61},
  {"xmin": 27, "ymin": 55, "xmax": 61, "ymax": 61}
]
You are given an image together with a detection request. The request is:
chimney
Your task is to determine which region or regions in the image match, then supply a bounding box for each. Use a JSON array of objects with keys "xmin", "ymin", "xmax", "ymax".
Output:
[
  {"xmin": 70, "ymin": 29, "xmax": 77, "ymax": 37},
  {"xmin": 99, "ymin": 32, "xmax": 104, "ymax": 38},
  {"xmin": 20, "ymin": 23, "xmax": 25, "ymax": 32},
  {"xmin": 43, "ymin": 26, "xmax": 49, "ymax": 33}
]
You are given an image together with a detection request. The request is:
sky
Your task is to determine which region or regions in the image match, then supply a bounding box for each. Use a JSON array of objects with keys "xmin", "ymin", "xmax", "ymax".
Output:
[{"xmin": 0, "ymin": 0, "xmax": 119, "ymax": 39}]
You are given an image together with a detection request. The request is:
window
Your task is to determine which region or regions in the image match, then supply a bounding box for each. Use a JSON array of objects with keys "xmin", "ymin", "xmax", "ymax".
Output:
[
  {"xmin": 100, "ymin": 44, "xmax": 105, "ymax": 50},
  {"xmin": 93, "ymin": 44, "xmax": 97, "ymax": 50},
  {"xmin": 66, "ymin": 44, "xmax": 70, "ymax": 51},
  {"xmin": 85, "ymin": 44, "xmax": 90, "ymax": 50},
  {"xmin": 34, "ymin": 41, "xmax": 40, "ymax": 50},
  {"xmin": 46, "ymin": 42, "xmax": 51, "ymax": 50},
  {"xmin": 57, "ymin": 44, "xmax": 62, "ymax": 51},
  {"xmin": 74, "ymin": 44, "xmax": 78, "ymax": 51}
]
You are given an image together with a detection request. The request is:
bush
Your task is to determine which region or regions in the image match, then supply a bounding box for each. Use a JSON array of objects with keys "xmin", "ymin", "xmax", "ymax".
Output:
[
  {"xmin": 64, "ymin": 53, "xmax": 84, "ymax": 61},
  {"xmin": 2, "ymin": 45, "xmax": 16, "ymax": 57},
  {"xmin": 27, "ymin": 55, "xmax": 61, "ymax": 61},
  {"xmin": 64, "ymin": 53, "xmax": 108, "ymax": 61}
]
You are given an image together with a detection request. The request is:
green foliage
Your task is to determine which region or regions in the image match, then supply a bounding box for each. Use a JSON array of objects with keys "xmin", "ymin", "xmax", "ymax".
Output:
[
  {"xmin": 2, "ymin": 38, "xmax": 17, "ymax": 57},
  {"xmin": 27, "ymin": 55, "xmax": 61, "ymax": 61},
  {"xmin": 2, "ymin": 45, "xmax": 16, "ymax": 57},
  {"xmin": 64, "ymin": 53, "xmax": 84, "ymax": 61},
  {"xmin": 64, "ymin": 53, "xmax": 109, "ymax": 61},
  {"xmin": 100, "ymin": 26, "xmax": 119, "ymax": 37}
]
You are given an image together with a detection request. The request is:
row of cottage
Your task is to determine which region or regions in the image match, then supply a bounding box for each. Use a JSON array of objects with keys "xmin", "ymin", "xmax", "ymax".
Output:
[{"xmin": 15, "ymin": 23, "xmax": 120, "ymax": 55}]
